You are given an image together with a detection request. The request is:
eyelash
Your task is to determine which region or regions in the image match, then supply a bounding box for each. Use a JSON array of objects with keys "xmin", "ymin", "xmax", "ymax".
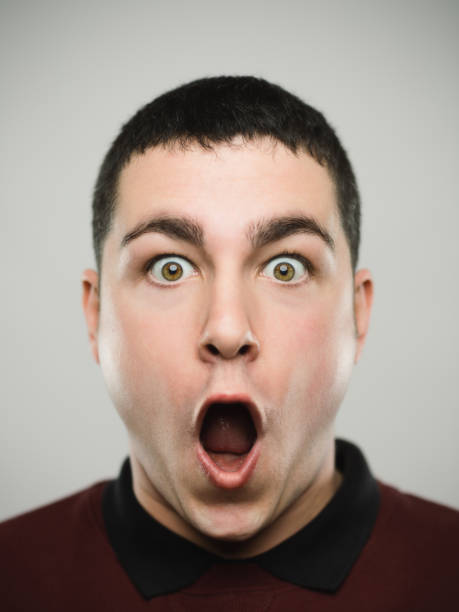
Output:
[
  {"xmin": 144, "ymin": 252, "xmax": 194, "ymax": 274},
  {"xmin": 264, "ymin": 250, "xmax": 313, "ymax": 275},
  {"xmin": 144, "ymin": 251, "xmax": 314, "ymax": 284}
]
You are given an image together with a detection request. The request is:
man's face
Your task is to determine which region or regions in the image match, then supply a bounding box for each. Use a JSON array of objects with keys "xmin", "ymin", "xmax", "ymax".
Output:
[{"xmin": 83, "ymin": 139, "xmax": 371, "ymax": 548}]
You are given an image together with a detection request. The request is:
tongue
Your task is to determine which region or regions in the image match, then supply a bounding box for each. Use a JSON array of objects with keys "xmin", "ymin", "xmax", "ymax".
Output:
[{"xmin": 201, "ymin": 403, "xmax": 256, "ymax": 455}]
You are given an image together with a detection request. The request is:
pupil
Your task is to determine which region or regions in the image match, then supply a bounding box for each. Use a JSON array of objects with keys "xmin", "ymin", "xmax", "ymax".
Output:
[
  {"xmin": 274, "ymin": 262, "xmax": 294, "ymax": 281},
  {"xmin": 279, "ymin": 264, "xmax": 288, "ymax": 275},
  {"xmin": 162, "ymin": 262, "xmax": 182, "ymax": 280}
]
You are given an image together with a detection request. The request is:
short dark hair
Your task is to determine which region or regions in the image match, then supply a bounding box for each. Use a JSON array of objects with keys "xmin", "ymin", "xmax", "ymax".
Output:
[{"xmin": 92, "ymin": 76, "xmax": 360, "ymax": 272}]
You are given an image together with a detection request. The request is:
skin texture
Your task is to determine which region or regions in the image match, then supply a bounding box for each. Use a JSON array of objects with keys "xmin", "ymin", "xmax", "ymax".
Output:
[{"xmin": 82, "ymin": 138, "xmax": 373, "ymax": 558}]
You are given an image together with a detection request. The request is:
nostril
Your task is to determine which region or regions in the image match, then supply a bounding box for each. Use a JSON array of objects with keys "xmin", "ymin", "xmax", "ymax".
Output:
[{"xmin": 205, "ymin": 343, "xmax": 252, "ymax": 357}]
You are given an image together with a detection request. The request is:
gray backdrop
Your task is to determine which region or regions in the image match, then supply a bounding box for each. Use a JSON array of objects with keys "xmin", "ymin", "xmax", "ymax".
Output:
[{"xmin": 1, "ymin": 0, "xmax": 458, "ymax": 521}]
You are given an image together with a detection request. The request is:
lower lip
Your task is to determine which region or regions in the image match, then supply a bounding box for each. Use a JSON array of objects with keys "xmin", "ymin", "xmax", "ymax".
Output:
[{"xmin": 197, "ymin": 442, "xmax": 260, "ymax": 489}]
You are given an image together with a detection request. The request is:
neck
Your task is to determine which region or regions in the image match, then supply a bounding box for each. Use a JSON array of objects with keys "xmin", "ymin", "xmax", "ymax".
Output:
[
  {"xmin": 131, "ymin": 441, "xmax": 342, "ymax": 559},
  {"xmin": 204, "ymin": 447, "xmax": 342, "ymax": 558}
]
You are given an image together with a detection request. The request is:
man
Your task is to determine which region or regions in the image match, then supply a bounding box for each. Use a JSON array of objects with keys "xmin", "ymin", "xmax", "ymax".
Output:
[{"xmin": 1, "ymin": 76, "xmax": 458, "ymax": 610}]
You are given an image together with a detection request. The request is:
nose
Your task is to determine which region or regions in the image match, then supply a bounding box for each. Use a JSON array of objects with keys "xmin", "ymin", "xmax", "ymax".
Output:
[{"xmin": 198, "ymin": 282, "xmax": 260, "ymax": 363}]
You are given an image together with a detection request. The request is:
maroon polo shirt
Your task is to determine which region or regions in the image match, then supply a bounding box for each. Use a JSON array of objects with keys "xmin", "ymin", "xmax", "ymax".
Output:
[{"xmin": 1, "ymin": 439, "xmax": 459, "ymax": 611}]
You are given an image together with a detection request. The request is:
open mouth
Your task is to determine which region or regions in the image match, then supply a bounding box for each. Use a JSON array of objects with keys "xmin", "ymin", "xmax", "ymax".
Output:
[
  {"xmin": 200, "ymin": 402, "xmax": 257, "ymax": 472},
  {"xmin": 197, "ymin": 397, "xmax": 260, "ymax": 488}
]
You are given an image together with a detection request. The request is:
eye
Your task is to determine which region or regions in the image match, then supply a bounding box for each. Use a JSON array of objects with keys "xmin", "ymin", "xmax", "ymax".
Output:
[
  {"xmin": 148, "ymin": 255, "xmax": 196, "ymax": 284},
  {"xmin": 262, "ymin": 253, "xmax": 310, "ymax": 283}
]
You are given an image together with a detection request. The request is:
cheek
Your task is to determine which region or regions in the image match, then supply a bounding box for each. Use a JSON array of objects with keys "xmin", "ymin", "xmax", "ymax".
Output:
[
  {"xmin": 97, "ymin": 290, "xmax": 197, "ymax": 430},
  {"xmin": 265, "ymin": 292, "xmax": 356, "ymax": 422},
  {"xmin": 299, "ymin": 307, "xmax": 355, "ymax": 381}
]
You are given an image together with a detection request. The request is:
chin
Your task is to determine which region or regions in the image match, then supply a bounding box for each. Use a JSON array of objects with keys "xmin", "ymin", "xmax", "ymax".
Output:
[{"xmin": 189, "ymin": 501, "xmax": 266, "ymax": 543}]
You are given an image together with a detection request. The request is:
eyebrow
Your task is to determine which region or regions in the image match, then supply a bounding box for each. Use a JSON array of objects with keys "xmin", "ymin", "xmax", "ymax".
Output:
[
  {"xmin": 121, "ymin": 216, "xmax": 204, "ymax": 248},
  {"xmin": 247, "ymin": 215, "xmax": 335, "ymax": 251},
  {"xmin": 121, "ymin": 213, "xmax": 335, "ymax": 252}
]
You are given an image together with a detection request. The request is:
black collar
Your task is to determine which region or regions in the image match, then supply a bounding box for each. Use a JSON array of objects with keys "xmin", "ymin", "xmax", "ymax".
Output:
[{"xmin": 102, "ymin": 439, "xmax": 380, "ymax": 599}]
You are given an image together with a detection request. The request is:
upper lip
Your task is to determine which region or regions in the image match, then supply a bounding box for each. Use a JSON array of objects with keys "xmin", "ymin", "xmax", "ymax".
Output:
[{"xmin": 196, "ymin": 393, "xmax": 263, "ymax": 441}]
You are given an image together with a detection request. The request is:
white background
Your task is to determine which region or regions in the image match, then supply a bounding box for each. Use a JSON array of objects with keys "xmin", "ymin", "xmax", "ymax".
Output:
[{"xmin": 1, "ymin": 0, "xmax": 458, "ymax": 521}]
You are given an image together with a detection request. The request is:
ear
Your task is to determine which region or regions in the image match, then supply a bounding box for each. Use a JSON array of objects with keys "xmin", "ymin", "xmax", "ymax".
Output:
[
  {"xmin": 81, "ymin": 269, "xmax": 100, "ymax": 364},
  {"xmin": 353, "ymin": 268, "xmax": 374, "ymax": 363}
]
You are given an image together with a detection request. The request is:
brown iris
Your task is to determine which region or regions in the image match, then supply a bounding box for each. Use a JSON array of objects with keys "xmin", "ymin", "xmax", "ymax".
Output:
[
  {"xmin": 273, "ymin": 261, "xmax": 295, "ymax": 281},
  {"xmin": 161, "ymin": 261, "xmax": 183, "ymax": 281}
]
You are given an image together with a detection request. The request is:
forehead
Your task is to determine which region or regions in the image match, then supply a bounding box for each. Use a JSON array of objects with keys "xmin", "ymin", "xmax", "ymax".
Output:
[{"xmin": 113, "ymin": 139, "xmax": 342, "ymax": 250}]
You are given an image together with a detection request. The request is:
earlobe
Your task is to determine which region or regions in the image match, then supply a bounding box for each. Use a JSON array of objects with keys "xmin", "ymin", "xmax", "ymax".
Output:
[
  {"xmin": 353, "ymin": 269, "xmax": 374, "ymax": 364},
  {"xmin": 81, "ymin": 269, "xmax": 100, "ymax": 364}
]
